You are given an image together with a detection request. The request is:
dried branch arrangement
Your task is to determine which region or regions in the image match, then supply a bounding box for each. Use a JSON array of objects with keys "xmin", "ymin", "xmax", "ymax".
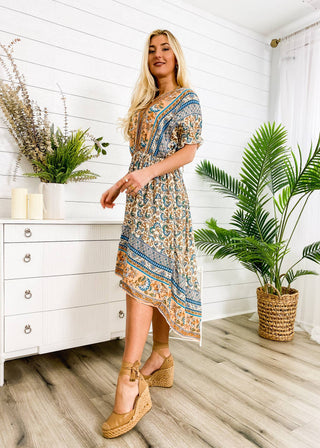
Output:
[
  {"xmin": 0, "ymin": 38, "xmax": 109, "ymax": 183},
  {"xmin": 0, "ymin": 38, "xmax": 51, "ymax": 180}
]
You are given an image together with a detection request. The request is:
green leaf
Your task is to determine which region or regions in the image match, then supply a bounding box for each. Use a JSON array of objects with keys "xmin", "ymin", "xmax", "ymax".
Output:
[
  {"xmin": 230, "ymin": 208, "xmax": 278, "ymax": 244},
  {"xmin": 239, "ymin": 121, "xmax": 288, "ymax": 215},
  {"xmin": 274, "ymin": 185, "xmax": 291, "ymax": 214},
  {"xmin": 284, "ymin": 269, "xmax": 318, "ymax": 287},
  {"xmin": 67, "ymin": 169, "xmax": 100, "ymax": 182},
  {"xmin": 194, "ymin": 218, "xmax": 282, "ymax": 282},
  {"xmin": 303, "ymin": 241, "xmax": 320, "ymax": 264},
  {"xmin": 295, "ymin": 135, "xmax": 320, "ymax": 195},
  {"xmin": 195, "ymin": 160, "xmax": 243, "ymax": 199},
  {"xmin": 277, "ymin": 134, "xmax": 320, "ymax": 213}
]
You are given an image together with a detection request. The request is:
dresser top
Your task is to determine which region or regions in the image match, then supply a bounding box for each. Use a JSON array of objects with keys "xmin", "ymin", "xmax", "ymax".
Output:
[{"xmin": 0, "ymin": 218, "xmax": 123, "ymax": 224}]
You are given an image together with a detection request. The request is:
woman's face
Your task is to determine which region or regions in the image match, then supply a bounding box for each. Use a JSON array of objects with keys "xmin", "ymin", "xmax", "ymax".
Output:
[{"xmin": 148, "ymin": 34, "xmax": 177, "ymax": 82}]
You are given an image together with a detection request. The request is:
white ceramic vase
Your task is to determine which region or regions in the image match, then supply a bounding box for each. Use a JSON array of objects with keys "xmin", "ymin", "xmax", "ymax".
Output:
[{"xmin": 39, "ymin": 182, "xmax": 65, "ymax": 219}]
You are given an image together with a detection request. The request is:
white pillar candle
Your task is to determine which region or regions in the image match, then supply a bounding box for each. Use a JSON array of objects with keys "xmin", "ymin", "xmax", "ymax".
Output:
[
  {"xmin": 11, "ymin": 188, "xmax": 28, "ymax": 219},
  {"xmin": 27, "ymin": 193, "xmax": 43, "ymax": 219}
]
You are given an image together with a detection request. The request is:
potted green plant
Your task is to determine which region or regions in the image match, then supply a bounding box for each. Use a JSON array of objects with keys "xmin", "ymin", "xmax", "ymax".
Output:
[
  {"xmin": 0, "ymin": 38, "xmax": 109, "ymax": 219},
  {"xmin": 194, "ymin": 122, "xmax": 320, "ymax": 341},
  {"xmin": 25, "ymin": 123, "xmax": 109, "ymax": 218}
]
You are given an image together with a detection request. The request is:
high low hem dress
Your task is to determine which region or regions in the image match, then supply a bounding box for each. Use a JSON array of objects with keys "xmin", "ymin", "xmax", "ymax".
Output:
[{"xmin": 115, "ymin": 87, "xmax": 203, "ymax": 346}]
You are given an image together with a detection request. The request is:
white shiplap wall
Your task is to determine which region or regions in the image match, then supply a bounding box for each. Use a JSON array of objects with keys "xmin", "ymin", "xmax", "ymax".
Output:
[{"xmin": 0, "ymin": 0, "xmax": 271, "ymax": 321}]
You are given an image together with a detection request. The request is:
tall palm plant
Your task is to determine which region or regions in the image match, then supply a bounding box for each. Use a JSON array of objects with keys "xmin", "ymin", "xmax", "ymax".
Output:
[{"xmin": 194, "ymin": 122, "xmax": 320, "ymax": 295}]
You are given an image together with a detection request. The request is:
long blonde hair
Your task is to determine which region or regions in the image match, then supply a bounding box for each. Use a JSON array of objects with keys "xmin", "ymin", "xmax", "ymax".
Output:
[{"xmin": 117, "ymin": 29, "xmax": 191, "ymax": 141}]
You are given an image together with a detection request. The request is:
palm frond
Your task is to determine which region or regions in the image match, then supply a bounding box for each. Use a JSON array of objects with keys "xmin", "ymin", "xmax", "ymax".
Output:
[
  {"xmin": 194, "ymin": 226, "xmax": 239, "ymax": 257},
  {"xmin": 274, "ymin": 185, "xmax": 291, "ymax": 214},
  {"xmin": 195, "ymin": 160, "xmax": 243, "ymax": 200},
  {"xmin": 269, "ymin": 161, "xmax": 290, "ymax": 194},
  {"xmin": 302, "ymin": 241, "xmax": 320, "ymax": 264},
  {"xmin": 194, "ymin": 218, "xmax": 280, "ymax": 281},
  {"xmin": 239, "ymin": 122, "xmax": 288, "ymax": 214},
  {"xmin": 231, "ymin": 236, "xmax": 280, "ymax": 269},
  {"xmin": 284, "ymin": 269, "xmax": 318, "ymax": 287},
  {"xmin": 277, "ymin": 135, "xmax": 320, "ymax": 212},
  {"xmin": 230, "ymin": 210, "xmax": 256, "ymax": 237},
  {"xmin": 295, "ymin": 135, "xmax": 320, "ymax": 195},
  {"xmin": 255, "ymin": 208, "xmax": 279, "ymax": 243},
  {"xmin": 230, "ymin": 208, "xmax": 278, "ymax": 243}
]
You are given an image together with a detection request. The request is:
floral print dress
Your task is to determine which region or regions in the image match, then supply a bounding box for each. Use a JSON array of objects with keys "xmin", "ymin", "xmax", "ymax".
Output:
[{"xmin": 115, "ymin": 87, "xmax": 203, "ymax": 344}]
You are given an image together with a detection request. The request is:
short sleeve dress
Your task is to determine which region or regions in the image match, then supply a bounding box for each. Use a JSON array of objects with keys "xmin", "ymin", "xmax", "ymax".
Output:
[{"xmin": 115, "ymin": 87, "xmax": 203, "ymax": 345}]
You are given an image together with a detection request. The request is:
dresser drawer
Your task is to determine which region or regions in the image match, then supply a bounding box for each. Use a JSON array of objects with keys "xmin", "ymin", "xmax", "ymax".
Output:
[
  {"xmin": 4, "ymin": 272, "xmax": 124, "ymax": 315},
  {"xmin": 4, "ymin": 277, "xmax": 42, "ymax": 315},
  {"xmin": 4, "ymin": 224, "xmax": 121, "ymax": 242},
  {"xmin": 5, "ymin": 313, "xmax": 42, "ymax": 352},
  {"xmin": 4, "ymin": 240, "xmax": 119, "ymax": 279},
  {"xmin": 43, "ymin": 304, "xmax": 109, "ymax": 345},
  {"xmin": 108, "ymin": 300, "xmax": 126, "ymax": 334}
]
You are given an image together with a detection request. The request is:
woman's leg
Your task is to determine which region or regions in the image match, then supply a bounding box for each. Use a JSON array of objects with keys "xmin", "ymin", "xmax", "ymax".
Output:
[
  {"xmin": 113, "ymin": 293, "xmax": 153, "ymax": 414},
  {"xmin": 151, "ymin": 307, "xmax": 171, "ymax": 347},
  {"xmin": 140, "ymin": 307, "xmax": 171, "ymax": 376}
]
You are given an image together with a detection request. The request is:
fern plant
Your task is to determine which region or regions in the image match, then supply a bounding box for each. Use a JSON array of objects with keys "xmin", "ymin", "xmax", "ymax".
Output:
[
  {"xmin": 194, "ymin": 122, "xmax": 320, "ymax": 295},
  {"xmin": 24, "ymin": 126, "xmax": 109, "ymax": 183}
]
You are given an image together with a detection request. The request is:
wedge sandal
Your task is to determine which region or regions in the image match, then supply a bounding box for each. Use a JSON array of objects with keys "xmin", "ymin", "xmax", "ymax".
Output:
[
  {"xmin": 102, "ymin": 359, "xmax": 152, "ymax": 438},
  {"xmin": 141, "ymin": 340, "xmax": 174, "ymax": 388}
]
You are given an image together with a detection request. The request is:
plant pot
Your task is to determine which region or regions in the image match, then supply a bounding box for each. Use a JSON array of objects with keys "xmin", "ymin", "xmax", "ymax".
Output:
[
  {"xmin": 39, "ymin": 182, "xmax": 65, "ymax": 219},
  {"xmin": 257, "ymin": 286, "xmax": 299, "ymax": 341}
]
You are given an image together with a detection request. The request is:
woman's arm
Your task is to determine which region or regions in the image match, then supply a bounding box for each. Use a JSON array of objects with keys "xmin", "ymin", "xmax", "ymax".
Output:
[
  {"xmin": 120, "ymin": 144, "xmax": 198, "ymax": 195},
  {"xmin": 148, "ymin": 144, "xmax": 198, "ymax": 178}
]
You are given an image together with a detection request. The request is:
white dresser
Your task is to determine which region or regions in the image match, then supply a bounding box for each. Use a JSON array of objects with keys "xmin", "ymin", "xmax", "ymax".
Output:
[{"xmin": 0, "ymin": 218, "xmax": 127, "ymax": 386}]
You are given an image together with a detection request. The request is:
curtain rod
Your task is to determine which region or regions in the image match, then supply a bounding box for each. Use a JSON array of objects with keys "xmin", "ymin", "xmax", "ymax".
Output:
[{"xmin": 270, "ymin": 18, "xmax": 320, "ymax": 47}]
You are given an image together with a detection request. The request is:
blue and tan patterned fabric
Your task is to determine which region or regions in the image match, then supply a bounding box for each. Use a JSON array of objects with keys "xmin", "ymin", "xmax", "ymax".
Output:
[{"xmin": 115, "ymin": 87, "xmax": 203, "ymax": 344}]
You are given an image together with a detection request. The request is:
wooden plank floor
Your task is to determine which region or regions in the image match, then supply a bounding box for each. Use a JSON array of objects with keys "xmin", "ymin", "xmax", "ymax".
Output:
[{"xmin": 1, "ymin": 313, "xmax": 319, "ymax": 448}]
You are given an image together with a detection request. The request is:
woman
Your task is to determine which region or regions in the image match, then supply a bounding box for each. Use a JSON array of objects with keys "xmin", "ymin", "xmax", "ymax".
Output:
[{"xmin": 100, "ymin": 29, "xmax": 203, "ymax": 439}]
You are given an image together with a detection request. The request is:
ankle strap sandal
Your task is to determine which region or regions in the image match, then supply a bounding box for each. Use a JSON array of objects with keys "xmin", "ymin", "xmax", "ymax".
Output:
[
  {"xmin": 119, "ymin": 359, "xmax": 141, "ymax": 381},
  {"xmin": 102, "ymin": 359, "xmax": 152, "ymax": 439},
  {"xmin": 141, "ymin": 340, "xmax": 174, "ymax": 388}
]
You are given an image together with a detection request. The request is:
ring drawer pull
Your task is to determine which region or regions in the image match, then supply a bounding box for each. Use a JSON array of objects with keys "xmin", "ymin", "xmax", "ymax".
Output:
[
  {"xmin": 24, "ymin": 324, "xmax": 32, "ymax": 334},
  {"xmin": 24, "ymin": 253, "xmax": 31, "ymax": 263},
  {"xmin": 118, "ymin": 310, "xmax": 125, "ymax": 319},
  {"xmin": 24, "ymin": 228, "xmax": 32, "ymax": 238},
  {"xmin": 24, "ymin": 289, "xmax": 32, "ymax": 299}
]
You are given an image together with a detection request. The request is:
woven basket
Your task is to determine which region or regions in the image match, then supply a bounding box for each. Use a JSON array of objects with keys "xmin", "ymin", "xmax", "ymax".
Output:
[{"xmin": 257, "ymin": 286, "xmax": 299, "ymax": 341}]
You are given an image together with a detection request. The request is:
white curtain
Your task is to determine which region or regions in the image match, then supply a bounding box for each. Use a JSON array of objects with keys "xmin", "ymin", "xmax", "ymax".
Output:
[{"xmin": 270, "ymin": 24, "xmax": 320, "ymax": 343}]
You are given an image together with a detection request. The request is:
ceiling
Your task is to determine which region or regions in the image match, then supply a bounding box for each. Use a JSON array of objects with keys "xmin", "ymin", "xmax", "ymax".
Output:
[{"xmin": 182, "ymin": 0, "xmax": 320, "ymax": 37}]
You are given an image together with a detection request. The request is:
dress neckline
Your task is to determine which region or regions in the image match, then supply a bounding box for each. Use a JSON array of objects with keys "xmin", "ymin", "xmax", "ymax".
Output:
[
  {"xmin": 139, "ymin": 87, "xmax": 184, "ymax": 117},
  {"xmin": 155, "ymin": 86, "xmax": 182, "ymax": 100}
]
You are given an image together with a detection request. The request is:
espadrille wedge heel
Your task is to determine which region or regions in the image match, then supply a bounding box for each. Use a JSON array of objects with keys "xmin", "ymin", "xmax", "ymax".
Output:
[
  {"xmin": 141, "ymin": 340, "xmax": 174, "ymax": 388},
  {"xmin": 102, "ymin": 360, "xmax": 152, "ymax": 439}
]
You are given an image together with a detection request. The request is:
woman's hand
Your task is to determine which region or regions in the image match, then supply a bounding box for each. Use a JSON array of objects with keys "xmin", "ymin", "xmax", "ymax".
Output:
[
  {"xmin": 119, "ymin": 167, "xmax": 153, "ymax": 196},
  {"xmin": 100, "ymin": 181, "xmax": 124, "ymax": 209},
  {"xmin": 100, "ymin": 168, "xmax": 153, "ymax": 209}
]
